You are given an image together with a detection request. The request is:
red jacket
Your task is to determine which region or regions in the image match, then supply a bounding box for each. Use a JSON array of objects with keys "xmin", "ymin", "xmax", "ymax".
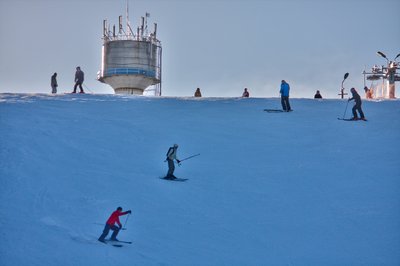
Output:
[{"xmin": 106, "ymin": 210, "xmax": 129, "ymax": 227}]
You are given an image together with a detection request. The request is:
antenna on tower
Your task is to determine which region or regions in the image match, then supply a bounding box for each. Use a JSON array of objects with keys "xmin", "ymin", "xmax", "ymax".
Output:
[
  {"xmin": 119, "ymin": 15, "xmax": 123, "ymax": 34},
  {"xmin": 126, "ymin": 0, "xmax": 129, "ymax": 24},
  {"xmin": 103, "ymin": 20, "xmax": 107, "ymax": 39},
  {"xmin": 153, "ymin": 23, "xmax": 157, "ymax": 39},
  {"xmin": 145, "ymin": 12, "xmax": 150, "ymax": 35},
  {"xmin": 126, "ymin": 0, "xmax": 130, "ymax": 36},
  {"xmin": 140, "ymin": 16, "xmax": 145, "ymax": 38},
  {"xmin": 125, "ymin": 1, "xmax": 134, "ymax": 37}
]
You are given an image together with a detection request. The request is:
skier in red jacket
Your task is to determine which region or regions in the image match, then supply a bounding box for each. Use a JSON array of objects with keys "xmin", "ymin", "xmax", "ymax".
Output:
[{"xmin": 98, "ymin": 207, "xmax": 131, "ymax": 243}]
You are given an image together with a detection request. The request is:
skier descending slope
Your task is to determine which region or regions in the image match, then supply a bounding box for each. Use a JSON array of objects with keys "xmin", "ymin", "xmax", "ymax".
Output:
[
  {"xmin": 98, "ymin": 207, "xmax": 131, "ymax": 243},
  {"xmin": 165, "ymin": 144, "xmax": 181, "ymax": 180},
  {"xmin": 348, "ymin": 88, "xmax": 366, "ymax": 121}
]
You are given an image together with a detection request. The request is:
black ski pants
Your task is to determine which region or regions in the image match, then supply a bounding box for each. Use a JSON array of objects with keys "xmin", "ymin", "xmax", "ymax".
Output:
[
  {"xmin": 352, "ymin": 102, "xmax": 365, "ymax": 119},
  {"xmin": 73, "ymin": 82, "xmax": 84, "ymax": 93},
  {"xmin": 281, "ymin": 96, "xmax": 291, "ymax": 111},
  {"xmin": 99, "ymin": 224, "xmax": 120, "ymax": 241}
]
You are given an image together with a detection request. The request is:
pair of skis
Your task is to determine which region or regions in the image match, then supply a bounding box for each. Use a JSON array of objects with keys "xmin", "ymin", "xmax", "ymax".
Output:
[
  {"xmin": 160, "ymin": 177, "xmax": 188, "ymax": 182},
  {"xmin": 337, "ymin": 118, "xmax": 367, "ymax": 121},
  {"xmin": 264, "ymin": 109, "xmax": 293, "ymax": 113},
  {"xmin": 101, "ymin": 239, "xmax": 132, "ymax": 248},
  {"xmin": 161, "ymin": 153, "xmax": 200, "ymax": 182}
]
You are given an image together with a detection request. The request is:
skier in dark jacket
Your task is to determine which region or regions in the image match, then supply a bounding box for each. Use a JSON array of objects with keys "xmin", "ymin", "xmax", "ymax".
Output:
[
  {"xmin": 73, "ymin": 66, "xmax": 85, "ymax": 93},
  {"xmin": 348, "ymin": 87, "xmax": 366, "ymax": 120},
  {"xmin": 280, "ymin": 80, "xmax": 292, "ymax": 111},
  {"xmin": 165, "ymin": 144, "xmax": 181, "ymax": 179},
  {"xmin": 98, "ymin": 207, "xmax": 131, "ymax": 243}
]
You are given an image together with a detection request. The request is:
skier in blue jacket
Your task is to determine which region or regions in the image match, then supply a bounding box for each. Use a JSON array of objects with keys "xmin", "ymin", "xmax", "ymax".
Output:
[{"xmin": 280, "ymin": 80, "xmax": 292, "ymax": 112}]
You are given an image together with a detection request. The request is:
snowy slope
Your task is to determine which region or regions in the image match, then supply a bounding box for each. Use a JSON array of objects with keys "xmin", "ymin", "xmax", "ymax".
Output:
[{"xmin": 0, "ymin": 94, "xmax": 399, "ymax": 266}]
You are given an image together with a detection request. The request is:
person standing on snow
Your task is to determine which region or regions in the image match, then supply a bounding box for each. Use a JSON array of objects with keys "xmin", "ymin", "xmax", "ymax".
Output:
[
  {"xmin": 242, "ymin": 88, "xmax": 250, "ymax": 97},
  {"xmin": 348, "ymin": 87, "xmax": 366, "ymax": 121},
  {"xmin": 165, "ymin": 144, "xmax": 181, "ymax": 180},
  {"xmin": 280, "ymin": 80, "xmax": 292, "ymax": 112},
  {"xmin": 194, "ymin": 88, "xmax": 202, "ymax": 97},
  {"xmin": 364, "ymin": 86, "xmax": 373, "ymax": 99},
  {"xmin": 98, "ymin": 207, "xmax": 131, "ymax": 243},
  {"xmin": 314, "ymin": 90, "xmax": 322, "ymax": 99},
  {"xmin": 51, "ymin": 73, "xmax": 58, "ymax": 94},
  {"xmin": 73, "ymin": 66, "xmax": 85, "ymax": 93}
]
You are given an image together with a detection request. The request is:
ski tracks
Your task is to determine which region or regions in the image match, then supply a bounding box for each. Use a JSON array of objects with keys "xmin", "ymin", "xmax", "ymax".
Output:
[{"xmin": 33, "ymin": 187, "xmax": 50, "ymax": 215}]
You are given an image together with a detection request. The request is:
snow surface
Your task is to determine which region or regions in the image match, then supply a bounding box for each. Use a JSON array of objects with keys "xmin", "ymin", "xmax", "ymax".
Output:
[{"xmin": 0, "ymin": 93, "xmax": 399, "ymax": 266}]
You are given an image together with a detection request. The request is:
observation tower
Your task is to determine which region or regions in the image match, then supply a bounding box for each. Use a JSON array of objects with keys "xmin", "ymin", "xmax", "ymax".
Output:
[{"xmin": 97, "ymin": 8, "xmax": 162, "ymax": 95}]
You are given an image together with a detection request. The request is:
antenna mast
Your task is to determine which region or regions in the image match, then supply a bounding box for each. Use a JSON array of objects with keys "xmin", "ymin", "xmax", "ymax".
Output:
[{"xmin": 126, "ymin": 0, "xmax": 132, "ymax": 37}]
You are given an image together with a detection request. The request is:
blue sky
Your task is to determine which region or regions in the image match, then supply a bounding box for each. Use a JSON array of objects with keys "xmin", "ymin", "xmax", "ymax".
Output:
[{"xmin": 0, "ymin": 0, "xmax": 399, "ymax": 98}]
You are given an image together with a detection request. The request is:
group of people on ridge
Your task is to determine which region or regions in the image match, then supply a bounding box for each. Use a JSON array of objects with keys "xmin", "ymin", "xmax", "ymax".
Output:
[
  {"xmin": 279, "ymin": 80, "xmax": 365, "ymax": 120},
  {"xmin": 194, "ymin": 87, "xmax": 250, "ymax": 98},
  {"xmin": 192, "ymin": 80, "xmax": 366, "ymax": 119},
  {"xmin": 50, "ymin": 67, "xmax": 85, "ymax": 94}
]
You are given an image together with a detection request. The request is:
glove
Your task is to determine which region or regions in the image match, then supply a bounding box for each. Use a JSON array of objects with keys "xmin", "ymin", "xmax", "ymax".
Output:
[
  {"xmin": 177, "ymin": 160, "xmax": 181, "ymax": 164},
  {"xmin": 127, "ymin": 210, "xmax": 132, "ymax": 214}
]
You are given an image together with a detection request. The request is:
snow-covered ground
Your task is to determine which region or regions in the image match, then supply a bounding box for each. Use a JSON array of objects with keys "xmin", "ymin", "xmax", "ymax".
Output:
[{"xmin": 0, "ymin": 93, "xmax": 399, "ymax": 266}]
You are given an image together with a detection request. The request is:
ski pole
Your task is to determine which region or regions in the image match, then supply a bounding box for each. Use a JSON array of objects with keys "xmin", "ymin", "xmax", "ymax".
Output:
[
  {"xmin": 122, "ymin": 213, "xmax": 130, "ymax": 230},
  {"xmin": 179, "ymin": 153, "xmax": 200, "ymax": 163},
  {"xmin": 83, "ymin": 83, "xmax": 93, "ymax": 93},
  {"xmin": 342, "ymin": 99, "xmax": 350, "ymax": 119}
]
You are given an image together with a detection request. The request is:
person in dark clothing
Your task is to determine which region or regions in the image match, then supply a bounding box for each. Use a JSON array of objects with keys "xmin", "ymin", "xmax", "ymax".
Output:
[
  {"xmin": 280, "ymin": 80, "xmax": 292, "ymax": 111},
  {"xmin": 242, "ymin": 88, "xmax": 249, "ymax": 97},
  {"xmin": 98, "ymin": 207, "xmax": 131, "ymax": 243},
  {"xmin": 165, "ymin": 144, "xmax": 181, "ymax": 179},
  {"xmin": 73, "ymin": 66, "xmax": 85, "ymax": 93},
  {"xmin": 194, "ymin": 88, "xmax": 202, "ymax": 97},
  {"xmin": 51, "ymin": 73, "xmax": 58, "ymax": 94},
  {"xmin": 348, "ymin": 87, "xmax": 366, "ymax": 120},
  {"xmin": 314, "ymin": 90, "xmax": 322, "ymax": 99}
]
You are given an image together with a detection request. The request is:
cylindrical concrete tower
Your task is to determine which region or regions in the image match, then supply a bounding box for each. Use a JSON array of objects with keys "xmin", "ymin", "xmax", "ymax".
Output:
[{"xmin": 98, "ymin": 12, "xmax": 161, "ymax": 95}]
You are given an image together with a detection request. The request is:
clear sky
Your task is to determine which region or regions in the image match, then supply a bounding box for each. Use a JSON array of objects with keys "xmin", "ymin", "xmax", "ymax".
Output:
[{"xmin": 0, "ymin": 0, "xmax": 399, "ymax": 98}]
